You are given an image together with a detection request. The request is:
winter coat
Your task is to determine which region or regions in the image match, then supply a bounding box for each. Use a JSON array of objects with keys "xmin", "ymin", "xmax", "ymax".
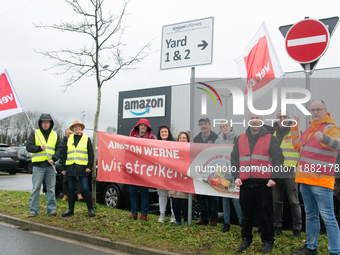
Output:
[
  {"xmin": 129, "ymin": 118, "xmax": 157, "ymax": 139},
  {"xmin": 214, "ymin": 128, "xmax": 238, "ymax": 145},
  {"xmin": 194, "ymin": 130, "xmax": 218, "ymax": 144},
  {"xmin": 168, "ymin": 190, "xmax": 189, "ymax": 199},
  {"xmin": 26, "ymin": 113, "xmax": 63, "ymax": 167}
]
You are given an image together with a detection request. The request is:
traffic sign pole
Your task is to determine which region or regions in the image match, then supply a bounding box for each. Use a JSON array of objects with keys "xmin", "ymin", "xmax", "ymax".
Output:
[
  {"xmin": 305, "ymin": 63, "xmax": 311, "ymax": 127},
  {"xmin": 280, "ymin": 17, "xmax": 339, "ymax": 128},
  {"xmin": 188, "ymin": 66, "xmax": 195, "ymax": 226}
]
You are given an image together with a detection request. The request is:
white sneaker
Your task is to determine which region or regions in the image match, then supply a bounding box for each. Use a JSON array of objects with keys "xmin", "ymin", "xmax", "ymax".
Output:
[
  {"xmin": 170, "ymin": 213, "xmax": 176, "ymax": 223},
  {"xmin": 158, "ymin": 213, "xmax": 165, "ymax": 223}
]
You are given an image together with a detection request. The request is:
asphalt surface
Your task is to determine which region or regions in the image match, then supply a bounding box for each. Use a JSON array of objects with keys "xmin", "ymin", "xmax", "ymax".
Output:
[
  {"xmin": 0, "ymin": 173, "xmax": 32, "ymax": 191},
  {"xmin": 0, "ymin": 221, "xmax": 130, "ymax": 255},
  {"xmin": 0, "ymin": 173, "xmax": 179, "ymax": 255},
  {"xmin": 0, "ymin": 213, "xmax": 179, "ymax": 255}
]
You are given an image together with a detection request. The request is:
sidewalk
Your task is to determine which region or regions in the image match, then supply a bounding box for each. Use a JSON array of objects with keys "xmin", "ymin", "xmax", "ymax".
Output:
[{"xmin": 0, "ymin": 213, "xmax": 180, "ymax": 255}]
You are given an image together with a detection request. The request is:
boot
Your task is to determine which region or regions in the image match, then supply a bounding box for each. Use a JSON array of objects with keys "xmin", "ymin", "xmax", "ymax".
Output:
[
  {"xmin": 262, "ymin": 241, "xmax": 273, "ymax": 254},
  {"xmin": 221, "ymin": 223, "xmax": 230, "ymax": 232},
  {"xmin": 292, "ymin": 229, "xmax": 301, "ymax": 239},
  {"xmin": 62, "ymin": 194, "xmax": 76, "ymax": 217},
  {"xmin": 274, "ymin": 226, "xmax": 282, "ymax": 235},
  {"xmin": 77, "ymin": 193, "xmax": 84, "ymax": 201},
  {"xmin": 61, "ymin": 195, "xmax": 68, "ymax": 201},
  {"xmin": 84, "ymin": 194, "xmax": 95, "ymax": 217}
]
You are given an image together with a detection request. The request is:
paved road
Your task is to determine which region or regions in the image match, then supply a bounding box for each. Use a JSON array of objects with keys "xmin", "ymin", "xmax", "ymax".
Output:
[
  {"xmin": 0, "ymin": 222, "xmax": 131, "ymax": 255},
  {"xmin": 0, "ymin": 172, "xmax": 32, "ymax": 191}
]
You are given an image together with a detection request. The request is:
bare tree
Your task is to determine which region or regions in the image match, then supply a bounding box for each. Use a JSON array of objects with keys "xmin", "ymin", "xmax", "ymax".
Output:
[
  {"xmin": 0, "ymin": 117, "xmax": 11, "ymax": 144},
  {"xmin": 0, "ymin": 111, "xmax": 41, "ymax": 145},
  {"xmin": 35, "ymin": 0, "xmax": 153, "ymax": 205},
  {"xmin": 105, "ymin": 126, "xmax": 117, "ymax": 134}
]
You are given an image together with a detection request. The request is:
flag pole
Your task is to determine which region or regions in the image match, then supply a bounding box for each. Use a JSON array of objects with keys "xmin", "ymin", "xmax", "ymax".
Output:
[
  {"xmin": 24, "ymin": 112, "xmax": 57, "ymax": 174},
  {"xmin": 0, "ymin": 70, "xmax": 57, "ymax": 174},
  {"xmin": 283, "ymin": 76, "xmax": 302, "ymax": 141}
]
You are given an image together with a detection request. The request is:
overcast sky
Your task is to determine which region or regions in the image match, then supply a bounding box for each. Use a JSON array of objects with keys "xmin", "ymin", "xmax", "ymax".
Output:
[{"xmin": 1, "ymin": 0, "xmax": 339, "ymax": 137}]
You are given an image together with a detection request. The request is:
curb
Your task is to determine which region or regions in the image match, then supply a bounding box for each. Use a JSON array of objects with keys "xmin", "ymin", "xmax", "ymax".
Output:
[{"xmin": 0, "ymin": 213, "xmax": 180, "ymax": 255}]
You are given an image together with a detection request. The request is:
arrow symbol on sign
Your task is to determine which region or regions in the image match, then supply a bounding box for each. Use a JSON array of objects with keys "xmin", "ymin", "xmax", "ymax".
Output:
[{"xmin": 198, "ymin": 40, "xmax": 208, "ymax": 50}]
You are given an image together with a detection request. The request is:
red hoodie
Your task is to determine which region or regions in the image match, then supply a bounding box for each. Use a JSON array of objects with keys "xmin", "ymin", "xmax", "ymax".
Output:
[{"xmin": 129, "ymin": 119, "xmax": 157, "ymax": 140}]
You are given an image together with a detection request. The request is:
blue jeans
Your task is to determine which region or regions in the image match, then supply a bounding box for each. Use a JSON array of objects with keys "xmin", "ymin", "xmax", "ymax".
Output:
[
  {"xmin": 29, "ymin": 166, "xmax": 56, "ymax": 215},
  {"xmin": 197, "ymin": 195, "xmax": 219, "ymax": 221},
  {"xmin": 129, "ymin": 185, "xmax": 149, "ymax": 215},
  {"xmin": 300, "ymin": 183, "xmax": 340, "ymax": 254},
  {"xmin": 68, "ymin": 176, "xmax": 90, "ymax": 196},
  {"xmin": 222, "ymin": 197, "xmax": 242, "ymax": 225}
]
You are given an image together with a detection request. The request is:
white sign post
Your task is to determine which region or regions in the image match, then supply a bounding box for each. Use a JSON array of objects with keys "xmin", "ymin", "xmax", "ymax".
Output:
[
  {"xmin": 160, "ymin": 17, "xmax": 214, "ymax": 226},
  {"xmin": 160, "ymin": 17, "xmax": 213, "ymax": 70}
]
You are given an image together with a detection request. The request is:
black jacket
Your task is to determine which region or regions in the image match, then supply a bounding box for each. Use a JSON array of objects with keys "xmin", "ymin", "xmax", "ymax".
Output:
[
  {"xmin": 231, "ymin": 125, "xmax": 284, "ymax": 187},
  {"xmin": 61, "ymin": 134, "xmax": 94, "ymax": 177},
  {"xmin": 26, "ymin": 113, "xmax": 62, "ymax": 167},
  {"xmin": 194, "ymin": 130, "xmax": 218, "ymax": 144},
  {"xmin": 273, "ymin": 121, "xmax": 292, "ymax": 144}
]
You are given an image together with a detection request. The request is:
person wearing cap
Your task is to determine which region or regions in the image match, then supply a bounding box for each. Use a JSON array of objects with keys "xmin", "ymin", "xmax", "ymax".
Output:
[
  {"xmin": 128, "ymin": 118, "xmax": 156, "ymax": 221},
  {"xmin": 194, "ymin": 117, "xmax": 218, "ymax": 144},
  {"xmin": 61, "ymin": 120, "xmax": 95, "ymax": 217},
  {"xmin": 26, "ymin": 113, "xmax": 63, "ymax": 217},
  {"xmin": 60, "ymin": 129, "xmax": 83, "ymax": 202},
  {"xmin": 194, "ymin": 117, "xmax": 219, "ymax": 227}
]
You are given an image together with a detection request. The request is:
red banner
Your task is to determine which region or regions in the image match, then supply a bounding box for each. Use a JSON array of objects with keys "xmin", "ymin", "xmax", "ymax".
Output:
[{"xmin": 97, "ymin": 132, "xmax": 239, "ymax": 198}]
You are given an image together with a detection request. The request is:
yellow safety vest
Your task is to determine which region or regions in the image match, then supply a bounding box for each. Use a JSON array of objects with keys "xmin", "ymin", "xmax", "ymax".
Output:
[
  {"xmin": 274, "ymin": 130, "xmax": 299, "ymax": 167},
  {"xmin": 66, "ymin": 134, "xmax": 88, "ymax": 166},
  {"xmin": 31, "ymin": 129, "xmax": 58, "ymax": 163}
]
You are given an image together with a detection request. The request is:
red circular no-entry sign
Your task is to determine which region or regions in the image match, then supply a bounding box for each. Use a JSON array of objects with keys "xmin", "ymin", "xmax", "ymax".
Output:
[{"xmin": 285, "ymin": 19, "xmax": 330, "ymax": 63}]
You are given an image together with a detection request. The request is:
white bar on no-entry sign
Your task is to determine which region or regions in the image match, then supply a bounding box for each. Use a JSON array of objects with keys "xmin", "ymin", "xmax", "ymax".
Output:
[{"xmin": 287, "ymin": 35, "xmax": 326, "ymax": 47}]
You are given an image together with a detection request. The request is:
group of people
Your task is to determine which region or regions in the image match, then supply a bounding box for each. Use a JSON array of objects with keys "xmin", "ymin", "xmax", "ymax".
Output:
[
  {"xmin": 27, "ymin": 114, "xmax": 95, "ymax": 218},
  {"xmin": 26, "ymin": 98, "xmax": 340, "ymax": 254},
  {"xmin": 128, "ymin": 118, "xmax": 190, "ymax": 225},
  {"xmin": 127, "ymin": 99, "xmax": 340, "ymax": 255}
]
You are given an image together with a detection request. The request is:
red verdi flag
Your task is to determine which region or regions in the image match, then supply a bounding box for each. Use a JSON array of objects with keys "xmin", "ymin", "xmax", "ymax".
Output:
[
  {"xmin": 0, "ymin": 70, "xmax": 24, "ymax": 119},
  {"xmin": 236, "ymin": 23, "xmax": 284, "ymax": 101}
]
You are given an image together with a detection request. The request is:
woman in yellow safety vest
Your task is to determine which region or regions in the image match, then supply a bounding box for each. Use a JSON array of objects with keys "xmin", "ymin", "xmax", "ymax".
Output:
[{"xmin": 61, "ymin": 120, "xmax": 95, "ymax": 217}]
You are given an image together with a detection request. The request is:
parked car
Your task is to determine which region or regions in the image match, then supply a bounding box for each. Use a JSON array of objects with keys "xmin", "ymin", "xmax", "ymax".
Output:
[
  {"xmin": 0, "ymin": 144, "xmax": 19, "ymax": 175},
  {"xmin": 11, "ymin": 146, "xmax": 33, "ymax": 174}
]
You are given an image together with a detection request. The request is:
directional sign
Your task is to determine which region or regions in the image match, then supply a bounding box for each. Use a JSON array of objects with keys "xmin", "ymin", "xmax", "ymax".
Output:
[
  {"xmin": 285, "ymin": 18, "xmax": 330, "ymax": 64},
  {"xmin": 160, "ymin": 17, "xmax": 213, "ymax": 70},
  {"xmin": 279, "ymin": 16, "xmax": 339, "ymax": 72}
]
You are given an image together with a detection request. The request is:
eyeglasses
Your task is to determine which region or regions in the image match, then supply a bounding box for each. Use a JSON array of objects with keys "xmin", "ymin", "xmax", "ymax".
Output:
[
  {"xmin": 310, "ymin": 108, "xmax": 325, "ymax": 113},
  {"xmin": 179, "ymin": 136, "xmax": 187, "ymax": 140},
  {"xmin": 220, "ymin": 125, "xmax": 230, "ymax": 128}
]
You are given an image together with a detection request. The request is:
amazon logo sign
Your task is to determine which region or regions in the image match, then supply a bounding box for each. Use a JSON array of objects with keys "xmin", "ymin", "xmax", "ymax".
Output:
[{"xmin": 123, "ymin": 95, "xmax": 166, "ymax": 119}]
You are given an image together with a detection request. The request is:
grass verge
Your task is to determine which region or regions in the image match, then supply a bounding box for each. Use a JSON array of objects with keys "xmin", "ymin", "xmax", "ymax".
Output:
[{"xmin": 0, "ymin": 190, "xmax": 332, "ymax": 254}]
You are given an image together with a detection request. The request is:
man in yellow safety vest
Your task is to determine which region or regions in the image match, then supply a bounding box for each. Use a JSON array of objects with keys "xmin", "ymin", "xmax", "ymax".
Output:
[
  {"xmin": 272, "ymin": 110, "xmax": 302, "ymax": 239},
  {"xmin": 27, "ymin": 113, "xmax": 62, "ymax": 217}
]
